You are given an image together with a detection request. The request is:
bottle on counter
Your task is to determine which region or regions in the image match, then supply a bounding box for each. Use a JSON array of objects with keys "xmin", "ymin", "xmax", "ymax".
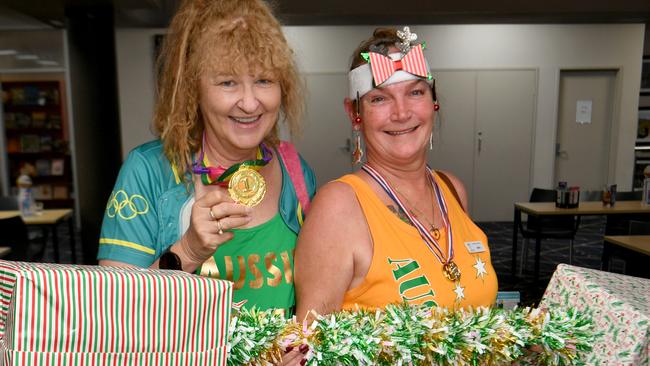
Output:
[{"xmin": 16, "ymin": 174, "xmax": 35, "ymax": 216}]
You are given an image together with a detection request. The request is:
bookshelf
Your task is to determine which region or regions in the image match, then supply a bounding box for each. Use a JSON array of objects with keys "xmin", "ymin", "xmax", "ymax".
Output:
[{"xmin": 1, "ymin": 80, "xmax": 74, "ymax": 209}]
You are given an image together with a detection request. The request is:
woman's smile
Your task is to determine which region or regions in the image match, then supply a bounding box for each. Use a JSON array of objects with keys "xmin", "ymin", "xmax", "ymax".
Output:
[
  {"xmin": 385, "ymin": 125, "xmax": 419, "ymax": 136},
  {"xmin": 230, "ymin": 115, "xmax": 262, "ymax": 125}
]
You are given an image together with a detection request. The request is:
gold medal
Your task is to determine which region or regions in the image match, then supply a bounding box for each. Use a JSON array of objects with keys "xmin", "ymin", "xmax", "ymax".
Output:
[
  {"xmin": 442, "ymin": 261, "xmax": 461, "ymax": 282},
  {"xmin": 228, "ymin": 166, "xmax": 266, "ymax": 207}
]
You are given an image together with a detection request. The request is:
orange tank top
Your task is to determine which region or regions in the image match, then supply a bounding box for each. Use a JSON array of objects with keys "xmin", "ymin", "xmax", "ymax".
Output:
[{"xmin": 338, "ymin": 173, "xmax": 498, "ymax": 310}]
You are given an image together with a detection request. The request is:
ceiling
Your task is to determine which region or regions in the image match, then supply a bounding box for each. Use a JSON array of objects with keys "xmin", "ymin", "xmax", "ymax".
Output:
[
  {"xmin": 0, "ymin": 0, "xmax": 648, "ymax": 70},
  {"xmin": 2, "ymin": 0, "xmax": 650, "ymax": 28}
]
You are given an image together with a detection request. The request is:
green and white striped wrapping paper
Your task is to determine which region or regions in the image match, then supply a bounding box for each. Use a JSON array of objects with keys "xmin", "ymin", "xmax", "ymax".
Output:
[{"xmin": 0, "ymin": 260, "xmax": 232, "ymax": 365}]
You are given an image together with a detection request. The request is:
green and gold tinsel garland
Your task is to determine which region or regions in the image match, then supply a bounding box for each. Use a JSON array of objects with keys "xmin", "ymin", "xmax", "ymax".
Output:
[{"xmin": 227, "ymin": 303, "xmax": 598, "ymax": 366}]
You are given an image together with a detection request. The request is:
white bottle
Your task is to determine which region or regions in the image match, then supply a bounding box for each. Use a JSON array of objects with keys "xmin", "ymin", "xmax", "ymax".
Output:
[{"xmin": 17, "ymin": 174, "xmax": 35, "ymax": 216}]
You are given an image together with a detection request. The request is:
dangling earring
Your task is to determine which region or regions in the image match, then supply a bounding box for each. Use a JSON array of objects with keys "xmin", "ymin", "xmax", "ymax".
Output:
[
  {"xmin": 429, "ymin": 132, "xmax": 433, "ymax": 150},
  {"xmin": 352, "ymin": 92, "xmax": 364, "ymax": 164},
  {"xmin": 432, "ymin": 79, "xmax": 440, "ymax": 111},
  {"xmin": 352, "ymin": 126, "xmax": 363, "ymax": 164}
]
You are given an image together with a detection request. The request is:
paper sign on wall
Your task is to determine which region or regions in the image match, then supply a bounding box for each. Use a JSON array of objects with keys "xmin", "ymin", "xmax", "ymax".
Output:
[{"xmin": 576, "ymin": 100, "xmax": 592, "ymax": 124}]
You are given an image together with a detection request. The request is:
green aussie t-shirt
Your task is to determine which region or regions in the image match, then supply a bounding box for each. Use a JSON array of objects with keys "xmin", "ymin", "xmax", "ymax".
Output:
[{"xmin": 196, "ymin": 213, "xmax": 296, "ymax": 316}]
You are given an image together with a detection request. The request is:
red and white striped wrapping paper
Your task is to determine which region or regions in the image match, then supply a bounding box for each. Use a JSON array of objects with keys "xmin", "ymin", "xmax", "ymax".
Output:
[{"xmin": 0, "ymin": 260, "xmax": 232, "ymax": 365}]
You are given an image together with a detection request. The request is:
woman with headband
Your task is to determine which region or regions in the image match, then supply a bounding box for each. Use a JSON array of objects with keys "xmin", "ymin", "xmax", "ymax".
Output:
[
  {"xmin": 98, "ymin": 0, "xmax": 315, "ymax": 321},
  {"xmin": 295, "ymin": 27, "xmax": 497, "ymax": 317}
]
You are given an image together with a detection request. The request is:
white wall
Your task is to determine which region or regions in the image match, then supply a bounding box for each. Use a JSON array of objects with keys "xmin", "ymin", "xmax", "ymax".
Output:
[
  {"xmin": 115, "ymin": 24, "xmax": 645, "ymax": 189},
  {"xmin": 114, "ymin": 28, "xmax": 165, "ymax": 159}
]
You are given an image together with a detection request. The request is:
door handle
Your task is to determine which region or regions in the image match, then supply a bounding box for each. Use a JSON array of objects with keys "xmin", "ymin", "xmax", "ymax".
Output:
[
  {"xmin": 556, "ymin": 143, "xmax": 568, "ymax": 158},
  {"xmin": 340, "ymin": 138, "xmax": 351, "ymax": 153},
  {"xmin": 477, "ymin": 132, "xmax": 482, "ymax": 153}
]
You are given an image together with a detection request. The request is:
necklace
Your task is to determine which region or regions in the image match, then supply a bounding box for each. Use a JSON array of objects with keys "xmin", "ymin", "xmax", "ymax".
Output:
[
  {"xmin": 393, "ymin": 181, "xmax": 441, "ymax": 240},
  {"xmin": 362, "ymin": 164, "xmax": 461, "ymax": 282}
]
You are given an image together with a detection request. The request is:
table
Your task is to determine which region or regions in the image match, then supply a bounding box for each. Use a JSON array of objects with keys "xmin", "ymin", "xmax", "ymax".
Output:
[
  {"xmin": 512, "ymin": 201, "xmax": 650, "ymax": 281},
  {"xmin": 0, "ymin": 209, "xmax": 76, "ymax": 263},
  {"xmin": 602, "ymin": 235, "xmax": 650, "ymax": 278}
]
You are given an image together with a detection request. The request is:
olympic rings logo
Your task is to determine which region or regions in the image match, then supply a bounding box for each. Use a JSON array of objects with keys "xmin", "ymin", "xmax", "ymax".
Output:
[{"xmin": 106, "ymin": 189, "xmax": 150, "ymax": 220}]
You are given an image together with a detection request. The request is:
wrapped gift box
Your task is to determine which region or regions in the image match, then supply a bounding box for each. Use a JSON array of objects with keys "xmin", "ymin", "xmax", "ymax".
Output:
[
  {"xmin": 0, "ymin": 261, "xmax": 232, "ymax": 365},
  {"xmin": 540, "ymin": 263, "xmax": 649, "ymax": 365}
]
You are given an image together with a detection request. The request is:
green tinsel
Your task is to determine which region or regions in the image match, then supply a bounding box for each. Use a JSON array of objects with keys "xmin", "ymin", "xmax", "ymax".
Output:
[
  {"xmin": 226, "ymin": 304, "xmax": 598, "ymax": 366},
  {"xmin": 226, "ymin": 307, "xmax": 288, "ymax": 365}
]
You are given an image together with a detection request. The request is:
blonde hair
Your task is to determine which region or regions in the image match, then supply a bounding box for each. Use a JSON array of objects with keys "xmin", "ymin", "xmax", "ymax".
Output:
[{"xmin": 153, "ymin": 0, "xmax": 303, "ymax": 181}]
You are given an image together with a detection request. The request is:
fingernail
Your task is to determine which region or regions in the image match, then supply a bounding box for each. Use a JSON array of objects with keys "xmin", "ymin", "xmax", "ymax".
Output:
[
  {"xmin": 299, "ymin": 344, "xmax": 309, "ymax": 353},
  {"xmin": 285, "ymin": 346, "xmax": 293, "ymax": 353},
  {"xmin": 300, "ymin": 359, "xmax": 306, "ymax": 366}
]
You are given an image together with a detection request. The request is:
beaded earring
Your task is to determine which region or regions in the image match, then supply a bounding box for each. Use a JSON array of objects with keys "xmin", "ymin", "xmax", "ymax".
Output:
[{"xmin": 352, "ymin": 92, "xmax": 364, "ymax": 164}]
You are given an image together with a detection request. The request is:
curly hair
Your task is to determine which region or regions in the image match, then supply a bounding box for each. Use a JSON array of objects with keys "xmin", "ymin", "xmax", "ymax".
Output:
[{"xmin": 153, "ymin": 0, "xmax": 303, "ymax": 181}]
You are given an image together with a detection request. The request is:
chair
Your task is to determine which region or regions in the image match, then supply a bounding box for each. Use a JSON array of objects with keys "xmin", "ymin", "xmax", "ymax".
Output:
[
  {"xmin": 519, "ymin": 188, "xmax": 581, "ymax": 274},
  {"xmin": 0, "ymin": 216, "xmax": 31, "ymax": 261},
  {"xmin": 606, "ymin": 190, "xmax": 644, "ymax": 235},
  {"xmin": 0, "ymin": 196, "xmax": 18, "ymax": 210},
  {"xmin": 628, "ymin": 220, "xmax": 650, "ymax": 234},
  {"xmin": 602, "ymin": 220, "xmax": 650, "ymax": 277},
  {"xmin": 616, "ymin": 190, "xmax": 642, "ymax": 201}
]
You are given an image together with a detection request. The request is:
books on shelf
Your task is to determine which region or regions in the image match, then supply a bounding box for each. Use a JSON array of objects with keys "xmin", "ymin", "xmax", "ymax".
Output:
[
  {"xmin": 31, "ymin": 112, "xmax": 46, "ymax": 128},
  {"xmin": 49, "ymin": 114, "xmax": 62, "ymax": 129},
  {"xmin": 33, "ymin": 184, "xmax": 53, "ymax": 200},
  {"xmin": 6, "ymin": 137, "xmax": 20, "ymax": 153},
  {"xmin": 51, "ymin": 159, "xmax": 64, "ymax": 176},
  {"xmin": 35, "ymin": 159, "xmax": 51, "ymax": 176},
  {"xmin": 40, "ymin": 136, "xmax": 52, "ymax": 151},
  {"xmin": 3, "ymin": 81, "xmax": 72, "ymax": 205},
  {"xmin": 52, "ymin": 186, "xmax": 68, "ymax": 199},
  {"xmin": 15, "ymin": 113, "xmax": 31, "ymax": 129},
  {"xmin": 20, "ymin": 135, "xmax": 40, "ymax": 152}
]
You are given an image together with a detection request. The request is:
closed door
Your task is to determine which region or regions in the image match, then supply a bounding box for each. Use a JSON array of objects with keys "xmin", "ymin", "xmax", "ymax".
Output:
[
  {"xmin": 555, "ymin": 70, "xmax": 616, "ymax": 191},
  {"xmin": 428, "ymin": 71, "xmax": 476, "ymax": 213},
  {"xmin": 473, "ymin": 70, "xmax": 536, "ymax": 221},
  {"xmin": 295, "ymin": 73, "xmax": 352, "ymax": 187},
  {"xmin": 429, "ymin": 70, "xmax": 536, "ymax": 221}
]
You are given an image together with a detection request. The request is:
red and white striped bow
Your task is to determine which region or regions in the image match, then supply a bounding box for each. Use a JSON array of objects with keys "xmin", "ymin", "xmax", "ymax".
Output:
[{"xmin": 368, "ymin": 44, "xmax": 428, "ymax": 85}]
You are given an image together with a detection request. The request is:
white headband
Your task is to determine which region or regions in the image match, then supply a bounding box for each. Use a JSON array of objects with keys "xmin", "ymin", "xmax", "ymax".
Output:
[{"xmin": 348, "ymin": 52, "xmax": 432, "ymax": 100}]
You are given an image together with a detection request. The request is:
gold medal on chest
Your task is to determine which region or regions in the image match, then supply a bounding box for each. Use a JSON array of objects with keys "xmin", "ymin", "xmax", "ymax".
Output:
[
  {"xmin": 442, "ymin": 261, "xmax": 461, "ymax": 282},
  {"xmin": 228, "ymin": 166, "xmax": 266, "ymax": 207}
]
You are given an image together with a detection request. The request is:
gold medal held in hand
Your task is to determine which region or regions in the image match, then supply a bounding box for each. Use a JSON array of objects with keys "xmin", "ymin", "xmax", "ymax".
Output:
[{"xmin": 228, "ymin": 166, "xmax": 266, "ymax": 207}]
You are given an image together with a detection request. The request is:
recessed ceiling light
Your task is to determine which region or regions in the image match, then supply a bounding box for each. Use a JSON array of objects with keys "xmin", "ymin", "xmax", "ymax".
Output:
[
  {"xmin": 0, "ymin": 49, "xmax": 17, "ymax": 56},
  {"xmin": 37, "ymin": 60, "xmax": 58, "ymax": 66},
  {"xmin": 15, "ymin": 54, "xmax": 38, "ymax": 60}
]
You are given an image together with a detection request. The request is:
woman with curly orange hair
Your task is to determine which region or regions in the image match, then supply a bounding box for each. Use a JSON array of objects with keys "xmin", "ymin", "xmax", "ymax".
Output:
[{"xmin": 98, "ymin": 0, "xmax": 315, "ymax": 323}]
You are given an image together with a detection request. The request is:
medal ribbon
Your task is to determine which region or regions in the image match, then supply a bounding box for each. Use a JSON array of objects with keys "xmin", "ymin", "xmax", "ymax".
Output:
[
  {"xmin": 361, "ymin": 164, "xmax": 454, "ymax": 267},
  {"xmin": 192, "ymin": 132, "xmax": 272, "ymax": 186}
]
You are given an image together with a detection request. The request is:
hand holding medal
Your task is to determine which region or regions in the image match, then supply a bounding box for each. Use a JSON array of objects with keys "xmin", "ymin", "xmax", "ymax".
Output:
[
  {"xmin": 180, "ymin": 185, "xmax": 253, "ymax": 271},
  {"xmin": 178, "ymin": 135, "xmax": 272, "ymax": 270}
]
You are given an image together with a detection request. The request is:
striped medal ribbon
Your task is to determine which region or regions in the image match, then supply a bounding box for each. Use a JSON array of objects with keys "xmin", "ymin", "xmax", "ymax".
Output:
[
  {"xmin": 192, "ymin": 132, "xmax": 272, "ymax": 186},
  {"xmin": 362, "ymin": 164, "xmax": 461, "ymax": 282}
]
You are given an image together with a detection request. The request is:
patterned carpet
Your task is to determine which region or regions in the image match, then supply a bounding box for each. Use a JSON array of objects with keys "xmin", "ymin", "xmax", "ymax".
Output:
[
  {"xmin": 31, "ymin": 217, "xmax": 624, "ymax": 306},
  {"xmin": 477, "ymin": 217, "xmax": 614, "ymax": 306}
]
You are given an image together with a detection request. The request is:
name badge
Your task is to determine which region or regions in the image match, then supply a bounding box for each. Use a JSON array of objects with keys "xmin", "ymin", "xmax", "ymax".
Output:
[{"xmin": 464, "ymin": 241, "xmax": 485, "ymax": 253}]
